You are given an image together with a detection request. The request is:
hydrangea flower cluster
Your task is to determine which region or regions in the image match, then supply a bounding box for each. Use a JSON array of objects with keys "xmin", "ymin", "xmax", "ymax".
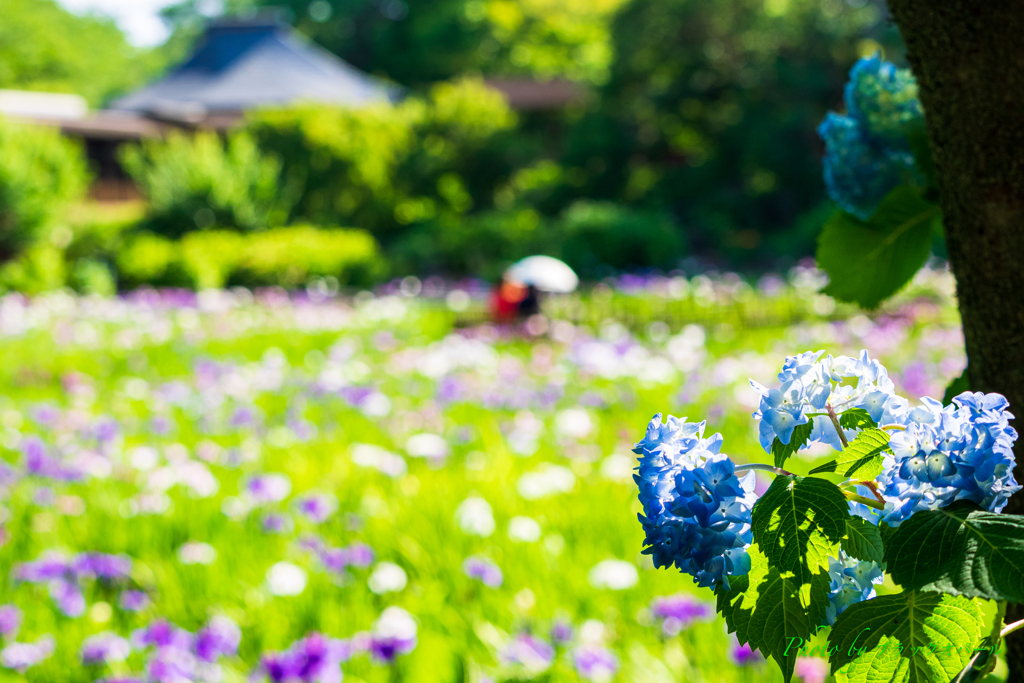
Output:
[
  {"xmin": 633, "ymin": 414, "xmax": 756, "ymax": 589},
  {"xmin": 880, "ymin": 392, "xmax": 1020, "ymax": 524},
  {"xmin": 751, "ymin": 350, "xmax": 904, "ymax": 454},
  {"xmin": 818, "ymin": 55, "xmax": 925, "ymax": 218},
  {"xmin": 750, "ymin": 350, "xmax": 1020, "ymax": 527},
  {"xmin": 824, "ymin": 552, "xmax": 883, "ymax": 625}
]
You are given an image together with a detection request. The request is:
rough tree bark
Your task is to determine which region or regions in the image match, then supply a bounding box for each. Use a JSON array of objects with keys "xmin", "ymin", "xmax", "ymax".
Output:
[{"xmin": 885, "ymin": 1, "xmax": 1024, "ymax": 679}]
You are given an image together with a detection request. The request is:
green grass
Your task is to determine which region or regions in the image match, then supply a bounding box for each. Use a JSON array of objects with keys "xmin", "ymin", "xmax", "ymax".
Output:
[{"xmin": 0, "ymin": 278, "xmax": 975, "ymax": 682}]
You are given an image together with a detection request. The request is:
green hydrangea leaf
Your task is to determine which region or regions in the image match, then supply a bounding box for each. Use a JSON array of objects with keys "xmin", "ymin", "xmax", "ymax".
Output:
[
  {"xmin": 841, "ymin": 515, "xmax": 884, "ymax": 564},
  {"xmin": 883, "ymin": 500, "xmax": 1024, "ymax": 602},
  {"xmin": 942, "ymin": 368, "xmax": 970, "ymax": 405},
  {"xmin": 827, "ymin": 590, "xmax": 984, "ymax": 683},
  {"xmin": 716, "ymin": 544, "xmax": 830, "ymax": 683},
  {"xmin": 817, "ymin": 186, "xmax": 940, "ymax": 309},
  {"xmin": 751, "ymin": 475, "xmax": 849, "ymax": 583},
  {"xmin": 838, "ymin": 407, "xmax": 877, "ymax": 431},
  {"xmin": 771, "ymin": 420, "xmax": 814, "ymax": 469},
  {"xmin": 808, "ymin": 428, "xmax": 890, "ymax": 479}
]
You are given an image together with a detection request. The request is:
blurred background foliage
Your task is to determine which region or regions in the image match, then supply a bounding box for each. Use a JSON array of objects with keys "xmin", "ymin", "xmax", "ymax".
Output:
[
  {"xmin": 0, "ymin": 0, "xmax": 905, "ymax": 292},
  {"xmin": 0, "ymin": 0, "xmax": 172, "ymax": 105}
]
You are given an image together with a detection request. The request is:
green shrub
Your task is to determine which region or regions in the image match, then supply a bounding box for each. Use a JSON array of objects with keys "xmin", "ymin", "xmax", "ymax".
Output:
[
  {"xmin": 117, "ymin": 226, "xmax": 383, "ymax": 290},
  {"xmin": 555, "ymin": 201, "xmax": 687, "ymax": 277},
  {"xmin": 0, "ymin": 244, "xmax": 67, "ymax": 294},
  {"xmin": 390, "ymin": 202, "xmax": 686, "ymax": 279},
  {"xmin": 120, "ymin": 130, "xmax": 288, "ymax": 238},
  {"xmin": 0, "ymin": 116, "xmax": 88, "ymax": 261},
  {"xmin": 246, "ymin": 77, "xmax": 517, "ymax": 243},
  {"xmin": 390, "ymin": 209, "xmax": 549, "ymax": 279}
]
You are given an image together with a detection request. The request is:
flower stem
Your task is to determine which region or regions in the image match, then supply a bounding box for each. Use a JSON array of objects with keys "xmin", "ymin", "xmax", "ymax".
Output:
[
  {"xmin": 952, "ymin": 602, "xmax": 1008, "ymax": 683},
  {"xmin": 735, "ymin": 464, "xmax": 794, "ymax": 477},
  {"xmin": 843, "ymin": 491, "xmax": 885, "ymax": 510},
  {"xmin": 1002, "ymin": 617, "xmax": 1024, "ymax": 639},
  {"xmin": 827, "ymin": 404, "xmax": 850, "ymax": 449}
]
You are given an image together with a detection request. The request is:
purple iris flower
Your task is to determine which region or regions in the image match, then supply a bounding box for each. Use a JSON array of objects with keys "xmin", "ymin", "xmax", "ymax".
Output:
[
  {"xmin": 119, "ymin": 590, "xmax": 151, "ymax": 613},
  {"xmin": 15, "ymin": 553, "xmax": 71, "ymax": 583},
  {"xmin": 650, "ymin": 594, "xmax": 714, "ymax": 635},
  {"xmin": 195, "ymin": 616, "xmax": 241, "ymax": 662},
  {"xmin": 573, "ymin": 645, "xmax": 619, "ymax": 681},
  {"xmin": 146, "ymin": 647, "xmax": 197, "ymax": 683},
  {"xmin": 49, "ymin": 579, "xmax": 86, "ymax": 617},
  {"xmin": 501, "ymin": 633, "xmax": 554, "ymax": 670},
  {"xmin": 132, "ymin": 619, "xmax": 194, "ymax": 652},
  {"xmin": 262, "ymin": 513, "xmax": 293, "ymax": 534},
  {"xmin": 257, "ymin": 632, "xmax": 351, "ymax": 683},
  {"xmin": 294, "ymin": 493, "xmax": 337, "ymax": 524},
  {"xmin": 0, "ymin": 635, "xmax": 55, "ymax": 671},
  {"xmin": 729, "ymin": 640, "xmax": 764, "ymax": 666},
  {"xmin": 343, "ymin": 543, "xmax": 374, "ymax": 569},
  {"xmin": 365, "ymin": 607, "xmax": 417, "ymax": 665},
  {"xmin": 318, "ymin": 548, "xmax": 348, "ymax": 574},
  {"xmin": 72, "ymin": 552, "xmax": 132, "ymax": 581},
  {"xmin": 246, "ymin": 474, "xmax": 292, "ymax": 504},
  {"xmin": 80, "ymin": 632, "xmax": 132, "ymax": 664},
  {"xmin": 93, "ymin": 417, "xmax": 121, "ymax": 444},
  {"xmin": 367, "ymin": 633, "xmax": 416, "ymax": 665},
  {"xmin": 22, "ymin": 437, "xmax": 80, "ymax": 481},
  {"xmin": 462, "ymin": 556, "xmax": 503, "ymax": 588},
  {"xmin": 0, "ymin": 605, "xmax": 22, "ymax": 637},
  {"xmin": 549, "ymin": 620, "xmax": 575, "ymax": 645},
  {"xmin": 230, "ymin": 406, "xmax": 256, "ymax": 429}
]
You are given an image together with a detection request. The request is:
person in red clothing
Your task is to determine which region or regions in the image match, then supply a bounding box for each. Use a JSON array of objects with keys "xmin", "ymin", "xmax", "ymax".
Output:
[{"xmin": 490, "ymin": 276, "xmax": 527, "ymax": 323}]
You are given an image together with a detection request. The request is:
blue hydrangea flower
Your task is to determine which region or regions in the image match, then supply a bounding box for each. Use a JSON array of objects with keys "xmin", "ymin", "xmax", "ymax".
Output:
[
  {"xmin": 818, "ymin": 56, "xmax": 925, "ymax": 218},
  {"xmin": 824, "ymin": 551, "xmax": 884, "ymax": 625},
  {"xmin": 879, "ymin": 391, "xmax": 1021, "ymax": 526},
  {"xmin": 751, "ymin": 350, "xmax": 903, "ymax": 454},
  {"xmin": 633, "ymin": 414, "xmax": 755, "ymax": 590},
  {"xmin": 844, "ymin": 55, "xmax": 923, "ymax": 144}
]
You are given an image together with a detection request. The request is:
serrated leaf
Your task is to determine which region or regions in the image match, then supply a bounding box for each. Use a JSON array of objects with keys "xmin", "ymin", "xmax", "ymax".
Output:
[
  {"xmin": 808, "ymin": 428, "xmax": 890, "ymax": 479},
  {"xmin": 716, "ymin": 545, "xmax": 830, "ymax": 683},
  {"xmin": 839, "ymin": 408, "xmax": 877, "ymax": 431},
  {"xmin": 841, "ymin": 516, "xmax": 884, "ymax": 564},
  {"xmin": 817, "ymin": 186, "xmax": 940, "ymax": 309},
  {"xmin": 827, "ymin": 590, "xmax": 984, "ymax": 683},
  {"xmin": 751, "ymin": 475, "xmax": 849, "ymax": 583},
  {"xmin": 772, "ymin": 420, "xmax": 814, "ymax": 468},
  {"xmin": 883, "ymin": 500, "xmax": 1024, "ymax": 602}
]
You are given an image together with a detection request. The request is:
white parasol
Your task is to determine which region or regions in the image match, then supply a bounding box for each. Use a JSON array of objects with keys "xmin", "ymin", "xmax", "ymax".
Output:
[{"xmin": 505, "ymin": 256, "xmax": 579, "ymax": 293}]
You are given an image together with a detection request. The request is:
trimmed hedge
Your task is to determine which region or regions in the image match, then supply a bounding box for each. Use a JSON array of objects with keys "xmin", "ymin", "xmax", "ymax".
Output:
[{"xmin": 117, "ymin": 225, "xmax": 383, "ymax": 290}]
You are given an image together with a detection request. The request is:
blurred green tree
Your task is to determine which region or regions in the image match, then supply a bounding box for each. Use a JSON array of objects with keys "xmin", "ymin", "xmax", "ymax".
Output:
[
  {"xmin": 554, "ymin": 0, "xmax": 903, "ymax": 264},
  {"xmin": 0, "ymin": 0, "xmax": 169, "ymax": 106},
  {"xmin": 162, "ymin": 0, "xmax": 629, "ymax": 86}
]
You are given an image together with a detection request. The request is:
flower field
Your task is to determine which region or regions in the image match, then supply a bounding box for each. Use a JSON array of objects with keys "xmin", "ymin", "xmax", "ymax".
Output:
[{"xmin": 0, "ymin": 267, "xmax": 968, "ymax": 683}]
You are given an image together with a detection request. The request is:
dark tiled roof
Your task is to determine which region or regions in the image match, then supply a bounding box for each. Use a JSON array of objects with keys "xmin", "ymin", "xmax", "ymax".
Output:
[{"xmin": 112, "ymin": 19, "xmax": 397, "ymax": 119}]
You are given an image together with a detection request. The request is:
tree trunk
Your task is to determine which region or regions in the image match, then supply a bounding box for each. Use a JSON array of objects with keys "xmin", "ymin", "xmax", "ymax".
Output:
[{"xmin": 885, "ymin": 1, "xmax": 1024, "ymax": 679}]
